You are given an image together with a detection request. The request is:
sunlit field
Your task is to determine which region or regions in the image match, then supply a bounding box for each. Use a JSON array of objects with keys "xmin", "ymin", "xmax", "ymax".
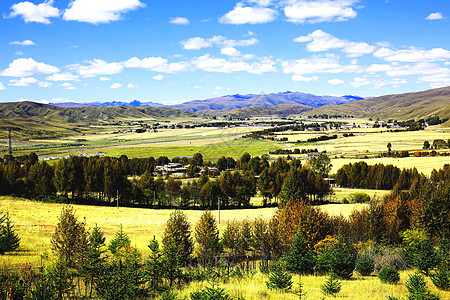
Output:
[{"xmin": 0, "ymin": 197, "xmax": 371, "ymax": 267}]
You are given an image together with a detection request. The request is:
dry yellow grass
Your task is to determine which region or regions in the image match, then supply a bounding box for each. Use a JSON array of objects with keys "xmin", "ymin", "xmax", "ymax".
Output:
[
  {"xmin": 0, "ymin": 197, "xmax": 367, "ymax": 267},
  {"xmin": 175, "ymin": 270, "xmax": 450, "ymax": 299}
]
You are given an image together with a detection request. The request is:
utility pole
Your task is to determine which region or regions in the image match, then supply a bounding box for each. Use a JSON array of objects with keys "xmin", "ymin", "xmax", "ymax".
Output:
[
  {"xmin": 116, "ymin": 190, "xmax": 119, "ymax": 209},
  {"xmin": 7, "ymin": 127, "xmax": 12, "ymax": 163},
  {"xmin": 218, "ymin": 197, "xmax": 220, "ymax": 224}
]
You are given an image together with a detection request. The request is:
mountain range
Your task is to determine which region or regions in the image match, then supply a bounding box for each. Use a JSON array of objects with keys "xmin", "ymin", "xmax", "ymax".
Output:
[{"xmin": 51, "ymin": 91, "xmax": 364, "ymax": 112}]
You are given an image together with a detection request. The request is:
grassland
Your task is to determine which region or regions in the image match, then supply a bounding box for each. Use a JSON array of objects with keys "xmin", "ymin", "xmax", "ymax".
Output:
[
  {"xmin": 2, "ymin": 197, "xmax": 449, "ymax": 299},
  {"xmin": 0, "ymin": 196, "xmax": 370, "ymax": 267}
]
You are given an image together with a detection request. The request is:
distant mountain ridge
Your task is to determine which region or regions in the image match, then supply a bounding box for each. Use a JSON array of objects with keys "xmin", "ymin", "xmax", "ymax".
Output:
[
  {"xmin": 51, "ymin": 91, "xmax": 364, "ymax": 112},
  {"xmin": 170, "ymin": 91, "xmax": 364, "ymax": 112}
]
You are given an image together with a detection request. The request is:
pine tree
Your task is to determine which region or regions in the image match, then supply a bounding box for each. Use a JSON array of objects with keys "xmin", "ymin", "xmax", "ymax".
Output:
[
  {"xmin": 284, "ymin": 232, "xmax": 315, "ymax": 275},
  {"xmin": 266, "ymin": 261, "xmax": 293, "ymax": 291},
  {"xmin": 0, "ymin": 211, "xmax": 20, "ymax": 254},
  {"xmin": 51, "ymin": 206, "xmax": 89, "ymax": 267},
  {"xmin": 108, "ymin": 224, "xmax": 131, "ymax": 254},
  {"xmin": 195, "ymin": 210, "xmax": 220, "ymax": 266},
  {"xmin": 162, "ymin": 210, "xmax": 193, "ymax": 265},
  {"xmin": 321, "ymin": 273, "xmax": 341, "ymax": 297}
]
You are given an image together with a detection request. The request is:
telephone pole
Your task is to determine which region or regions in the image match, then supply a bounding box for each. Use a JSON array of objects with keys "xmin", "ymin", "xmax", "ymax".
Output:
[{"xmin": 7, "ymin": 127, "xmax": 12, "ymax": 163}]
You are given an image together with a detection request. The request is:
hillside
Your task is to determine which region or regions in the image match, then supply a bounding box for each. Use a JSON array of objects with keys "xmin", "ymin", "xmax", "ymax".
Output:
[
  {"xmin": 198, "ymin": 104, "xmax": 313, "ymax": 118},
  {"xmin": 306, "ymin": 86, "xmax": 450, "ymax": 121},
  {"xmin": 171, "ymin": 91, "xmax": 362, "ymax": 112},
  {"xmin": 0, "ymin": 101, "xmax": 194, "ymax": 123}
]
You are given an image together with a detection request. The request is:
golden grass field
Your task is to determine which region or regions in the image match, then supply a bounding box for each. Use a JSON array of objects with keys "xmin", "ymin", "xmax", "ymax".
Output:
[{"xmin": 0, "ymin": 194, "xmax": 371, "ymax": 267}]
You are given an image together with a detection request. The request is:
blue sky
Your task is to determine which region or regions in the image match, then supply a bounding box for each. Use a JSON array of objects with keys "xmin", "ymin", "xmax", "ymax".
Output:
[{"xmin": 0, "ymin": 0, "xmax": 449, "ymax": 104}]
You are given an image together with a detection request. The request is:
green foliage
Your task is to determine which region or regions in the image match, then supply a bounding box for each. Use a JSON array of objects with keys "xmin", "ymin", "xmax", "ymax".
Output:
[
  {"xmin": 378, "ymin": 266, "xmax": 400, "ymax": 284},
  {"xmin": 327, "ymin": 241, "xmax": 357, "ymax": 280},
  {"xmin": 402, "ymin": 229, "xmax": 429, "ymax": 266},
  {"xmin": 266, "ymin": 261, "xmax": 293, "ymax": 291},
  {"xmin": 190, "ymin": 283, "xmax": 233, "ymax": 300},
  {"xmin": 405, "ymin": 273, "xmax": 441, "ymax": 300},
  {"xmin": 0, "ymin": 273, "xmax": 27, "ymax": 300},
  {"xmin": 0, "ymin": 211, "xmax": 20, "ymax": 254},
  {"xmin": 159, "ymin": 290, "xmax": 180, "ymax": 300},
  {"xmin": 46, "ymin": 257, "xmax": 75, "ymax": 300},
  {"xmin": 348, "ymin": 192, "xmax": 371, "ymax": 203},
  {"xmin": 430, "ymin": 266, "xmax": 450, "ymax": 291},
  {"xmin": 162, "ymin": 241, "xmax": 183, "ymax": 288},
  {"xmin": 162, "ymin": 210, "xmax": 193, "ymax": 265},
  {"xmin": 321, "ymin": 273, "xmax": 341, "ymax": 297},
  {"xmin": 356, "ymin": 254, "xmax": 375, "ymax": 276},
  {"xmin": 108, "ymin": 224, "xmax": 131, "ymax": 254},
  {"xmin": 284, "ymin": 232, "xmax": 315, "ymax": 275},
  {"xmin": 293, "ymin": 281, "xmax": 308, "ymax": 299},
  {"xmin": 414, "ymin": 239, "xmax": 440, "ymax": 276},
  {"xmin": 50, "ymin": 206, "xmax": 89, "ymax": 268}
]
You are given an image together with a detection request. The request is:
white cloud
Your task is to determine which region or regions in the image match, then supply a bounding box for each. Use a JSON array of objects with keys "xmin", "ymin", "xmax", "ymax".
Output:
[
  {"xmin": 385, "ymin": 63, "xmax": 450, "ymax": 77},
  {"xmin": 282, "ymin": 55, "xmax": 361, "ymax": 75},
  {"xmin": 60, "ymin": 82, "xmax": 75, "ymax": 89},
  {"xmin": 63, "ymin": 0, "xmax": 145, "ymax": 24},
  {"xmin": 418, "ymin": 73, "xmax": 450, "ymax": 88},
  {"xmin": 191, "ymin": 54, "xmax": 275, "ymax": 74},
  {"xmin": 8, "ymin": 0, "xmax": 60, "ymax": 24},
  {"xmin": 215, "ymin": 86, "xmax": 224, "ymax": 90},
  {"xmin": 170, "ymin": 17, "xmax": 189, "ymax": 25},
  {"xmin": 99, "ymin": 77, "xmax": 111, "ymax": 81},
  {"xmin": 349, "ymin": 76, "xmax": 408, "ymax": 88},
  {"xmin": 127, "ymin": 83, "xmax": 137, "ymax": 88},
  {"xmin": 0, "ymin": 82, "xmax": 5, "ymax": 90},
  {"xmin": 181, "ymin": 35, "xmax": 258, "ymax": 50},
  {"xmin": 248, "ymin": 59, "xmax": 277, "ymax": 74},
  {"xmin": 349, "ymin": 77, "xmax": 370, "ymax": 88},
  {"xmin": 8, "ymin": 77, "xmax": 39, "ymax": 87},
  {"xmin": 366, "ymin": 64, "xmax": 391, "ymax": 73},
  {"xmin": 71, "ymin": 59, "xmax": 124, "ymax": 77},
  {"xmin": 38, "ymin": 81, "xmax": 53, "ymax": 88},
  {"xmin": 292, "ymin": 74, "xmax": 318, "ymax": 82},
  {"xmin": 110, "ymin": 83, "xmax": 122, "ymax": 89},
  {"xmin": 221, "ymin": 47, "xmax": 241, "ymax": 56},
  {"xmin": 15, "ymin": 51, "xmax": 24, "ymax": 56},
  {"xmin": 9, "ymin": 40, "xmax": 36, "ymax": 46},
  {"xmin": 328, "ymin": 78, "xmax": 344, "ymax": 85},
  {"xmin": 294, "ymin": 30, "xmax": 375, "ymax": 57},
  {"xmin": 219, "ymin": 5, "xmax": 277, "ymax": 24},
  {"xmin": 152, "ymin": 75, "xmax": 164, "ymax": 80},
  {"xmin": 374, "ymin": 47, "xmax": 450, "ymax": 62},
  {"xmin": 180, "ymin": 37, "xmax": 213, "ymax": 50},
  {"xmin": 284, "ymin": 0, "xmax": 359, "ymax": 24},
  {"xmin": 247, "ymin": 0, "xmax": 273, "ymax": 6},
  {"xmin": 46, "ymin": 73, "xmax": 79, "ymax": 81},
  {"xmin": 1, "ymin": 58, "xmax": 59, "ymax": 77},
  {"xmin": 124, "ymin": 57, "xmax": 168, "ymax": 69},
  {"xmin": 426, "ymin": 12, "xmax": 445, "ymax": 20}
]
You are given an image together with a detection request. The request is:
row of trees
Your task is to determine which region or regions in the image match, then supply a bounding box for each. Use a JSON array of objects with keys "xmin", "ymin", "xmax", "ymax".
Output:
[{"xmin": 0, "ymin": 152, "xmax": 332, "ymax": 208}]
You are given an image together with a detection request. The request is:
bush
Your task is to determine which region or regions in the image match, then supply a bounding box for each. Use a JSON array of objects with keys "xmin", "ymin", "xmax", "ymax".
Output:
[
  {"xmin": 266, "ymin": 261, "xmax": 293, "ymax": 291},
  {"xmin": 0, "ymin": 212, "xmax": 20, "ymax": 254},
  {"xmin": 430, "ymin": 266, "xmax": 450, "ymax": 291},
  {"xmin": 406, "ymin": 273, "xmax": 441, "ymax": 300},
  {"xmin": 317, "ymin": 240, "xmax": 357, "ymax": 279},
  {"xmin": 190, "ymin": 283, "xmax": 233, "ymax": 300},
  {"xmin": 378, "ymin": 266, "xmax": 400, "ymax": 284},
  {"xmin": 321, "ymin": 273, "xmax": 341, "ymax": 297},
  {"xmin": 108, "ymin": 224, "xmax": 131, "ymax": 254},
  {"xmin": 356, "ymin": 254, "xmax": 375, "ymax": 276},
  {"xmin": 349, "ymin": 192, "xmax": 371, "ymax": 203}
]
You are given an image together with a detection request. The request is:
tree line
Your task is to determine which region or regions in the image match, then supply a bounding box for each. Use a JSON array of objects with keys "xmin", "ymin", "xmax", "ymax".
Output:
[{"xmin": 0, "ymin": 152, "xmax": 332, "ymax": 208}]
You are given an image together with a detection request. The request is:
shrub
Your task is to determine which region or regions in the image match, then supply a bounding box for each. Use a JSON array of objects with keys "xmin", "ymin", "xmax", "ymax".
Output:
[
  {"xmin": 108, "ymin": 224, "xmax": 131, "ymax": 254},
  {"xmin": 195, "ymin": 210, "xmax": 220, "ymax": 267},
  {"xmin": 430, "ymin": 266, "xmax": 450, "ymax": 291},
  {"xmin": 327, "ymin": 241, "xmax": 357, "ymax": 280},
  {"xmin": 378, "ymin": 266, "xmax": 400, "ymax": 284},
  {"xmin": 190, "ymin": 283, "xmax": 233, "ymax": 300},
  {"xmin": 0, "ymin": 212, "xmax": 20, "ymax": 254},
  {"xmin": 266, "ymin": 261, "xmax": 293, "ymax": 291},
  {"xmin": 373, "ymin": 247, "xmax": 408, "ymax": 272},
  {"xmin": 356, "ymin": 254, "xmax": 375, "ymax": 276},
  {"xmin": 163, "ymin": 210, "xmax": 193, "ymax": 265},
  {"xmin": 405, "ymin": 272, "xmax": 441, "ymax": 300},
  {"xmin": 349, "ymin": 192, "xmax": 371, "ymax": 203},
  {"xmin": 321, "ymin": 273, "xmax": 341, "ymax": 297}
]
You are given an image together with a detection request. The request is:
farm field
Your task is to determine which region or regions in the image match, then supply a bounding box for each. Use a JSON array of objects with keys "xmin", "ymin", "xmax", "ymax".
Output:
[{"xmin": 0, "ymin": 197, "xmax": 369, "ymax": 267}]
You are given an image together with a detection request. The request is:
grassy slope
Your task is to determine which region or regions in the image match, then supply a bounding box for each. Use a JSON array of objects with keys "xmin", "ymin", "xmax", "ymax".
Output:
[{"xmin": 305, "ymin": 86, "xmax": 450, "ymax": 120}]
